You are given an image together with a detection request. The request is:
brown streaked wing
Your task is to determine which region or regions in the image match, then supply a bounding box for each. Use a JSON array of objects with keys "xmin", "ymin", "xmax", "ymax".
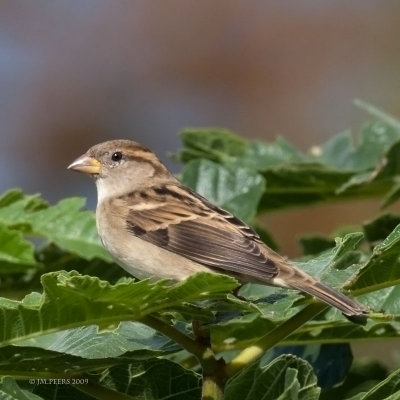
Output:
[{"xmin": 124, "ymin": 185, "xmax": 278, "ymax": 280}]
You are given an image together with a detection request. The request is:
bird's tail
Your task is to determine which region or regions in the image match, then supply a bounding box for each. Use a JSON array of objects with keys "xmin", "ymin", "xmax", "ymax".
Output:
[
  {"xmin": 272, "ymin": 261, "xmax": 369, "ymax": 324},
  {"xmin": 291, "ymin": 278, "xmax": 368, "ymax": 324}
]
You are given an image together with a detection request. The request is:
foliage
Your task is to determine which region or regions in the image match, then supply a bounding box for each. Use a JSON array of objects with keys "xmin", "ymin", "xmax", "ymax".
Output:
[{"xmin": 1, "ymin": 103, "xmax": 400, "ymax": 399}]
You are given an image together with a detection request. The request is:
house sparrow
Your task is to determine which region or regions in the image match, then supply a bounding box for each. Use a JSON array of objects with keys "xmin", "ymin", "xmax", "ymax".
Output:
[{"xmin": 68, "ymin": 139, "xmax": 368, "ymax": 323}]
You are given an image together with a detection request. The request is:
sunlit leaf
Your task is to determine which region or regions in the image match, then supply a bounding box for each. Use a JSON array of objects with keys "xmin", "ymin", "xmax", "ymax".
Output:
[{"xmin": 0, "ymin": 271, "xmax": 237, "ymax": 346}]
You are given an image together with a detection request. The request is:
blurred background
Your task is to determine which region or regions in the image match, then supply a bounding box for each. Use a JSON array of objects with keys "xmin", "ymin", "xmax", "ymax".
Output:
[
  {"xmin": 1, "ymin": 0, "xmax": 400, "ymax": 367},
  {"xmin": 1, "ymin": 0, "xmax": 400, "ymax": 255}
]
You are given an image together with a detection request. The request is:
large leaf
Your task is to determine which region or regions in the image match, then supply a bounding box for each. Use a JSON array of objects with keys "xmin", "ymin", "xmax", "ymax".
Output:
[
  {"xmin": 178, "ymin": 120, "xmax": 400, "ymax": 211},
  {"xmin": 99, "ymin": 359, "xmax": 201, "ymax": 400},
  {"xmin": 268, "ymin": 344, "xmax": 352, "ymax": 391},
  {"xmin": 17, "ymin": 322, "xmax": 174, "ymax": 359},
  {"xmin": 0, "ymin": 346, "xmax": 160, "ymax": 379},
  {"xmin": 181, "ymin": 159, "xmax": 265, "ymax": 221},
  {"xmin": 27, "ymin": 198, "xmax": 109, "ymax": 261},
  {"xmin": 34, "ymin": 244, "xmax": 124, "ymax": 284},
  {"xmin": 349, "ymin": 366, "xmax": 400, "ymax": 399},
  {"xmin": 320, "ymin": 121, "xmax": 400, "ymax": 171},
  {"xmin": 346, "ymin": 224, "xmax": 400, "ymax": 294},
  {"xmin": 224, "ymin": 354, "xmax": 320, "ymax": 400},
  {"xmin": 177, "ymin": 127, "xmax": 248, "ymax": 163},
  {"xmin": 0, "ymin": 190, "xmax": 47, "ymax": 230},
  {"xmin": 0, "ymin": 271, "xmax": 237, "ymax": 346},
  {"xmin": 2, "ymin": 357, "xmax": 200, "ymax": 400},
  {"xmin": 238, "ymin": 136, "xmax": 310, "ymax": 170},
  {"xmin": 0, "ymin": 190, "xmax": 109, "ymax": 262},
  {"xmin": 0, "ymin": 224, "xmax": 37, "ymax": 271}
]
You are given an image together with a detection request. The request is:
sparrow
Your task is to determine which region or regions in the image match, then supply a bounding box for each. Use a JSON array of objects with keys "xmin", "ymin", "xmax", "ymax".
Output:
[{"xmin": 68, "ymin": 139, "xmax": 369, "ymax": 323}]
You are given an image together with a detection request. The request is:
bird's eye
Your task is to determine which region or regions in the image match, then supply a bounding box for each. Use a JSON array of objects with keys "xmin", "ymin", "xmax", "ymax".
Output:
[{"xmin": 111, "ymin": 152, "xmax": 123, "ymax": 162}]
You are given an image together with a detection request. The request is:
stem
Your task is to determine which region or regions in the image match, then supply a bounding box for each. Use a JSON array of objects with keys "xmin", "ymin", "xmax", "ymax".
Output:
[
  {"xmin": 369, "ymin": 311, "xmax": 400, "ymax": 322},
  {"xmin": 202, "ymin": 374, "xmax": 225, "ymax": 400},
  {"xmin": 354, "ymin": 99, "xmax": 400, "ymax": 129},
  {"xmin": 350, "ymin": 279, "xmax": 400, "ymax": 297},
  {"xmin": 224, "ymin": 302, "xmax": 326, "ymax": 378},
  {"xmin": 141, "ymin": 315, "xmax": 207, "ymax": 360},
  {"xmin": 141, "ymin": 316, "xmax": 226, "ymax": 400}
]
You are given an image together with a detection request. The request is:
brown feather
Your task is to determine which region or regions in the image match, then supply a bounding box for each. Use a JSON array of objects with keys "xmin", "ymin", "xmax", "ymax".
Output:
[
  {"xmin": 123, "ymin": 184, "xmax": 278, "ymax": 281},
  {"xmin": 120, "ymin": 182, "xmax": 368, "ymax": 322}
]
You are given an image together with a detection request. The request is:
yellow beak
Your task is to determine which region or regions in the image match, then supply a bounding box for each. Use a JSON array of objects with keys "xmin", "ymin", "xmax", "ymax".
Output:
[{"xmin": 67, "ymin": 154, "xmax": 101, "ymax": 175}]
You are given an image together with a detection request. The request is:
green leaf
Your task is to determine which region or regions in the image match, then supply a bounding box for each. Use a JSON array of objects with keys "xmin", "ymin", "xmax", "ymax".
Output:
[
  {"xmin": 316, "ymin": 131, "xmax": 354, "ymax": 169},
  {"xmin": 0, "ymin": 190, "xmax": 48, "ymax": 229},
  {"xmin": 355, "ymin": 366, "xmax": 400, "ymax": 399},
  {"xmin": 0, "ymin": 189, "xmax": 26, "ymax": 208},
  {"xmin": 225, "ymin": 354, "xmax": 320, "ymax": 400},
  {"xmin": 178, "ymin": 127, "xmax": 248, "ymax": 163},
  {"xmin": 177, "ymin": 121, "xmax": 400, "ymax": 212},
  {"xmin": 16, "ymin": 322, "xmax": 172, "ymax": 359},
  {"xmin": 346, "ymin": 224, "xmax": 400, "ymax": 293},
  {"xmin": 363, "ymin": 214, "xmax": 400, "ymax": 245},
  {"xmin": 0, "ymin": 345, "xmax": 159, "ymax": 379},
  {"xmin": 297, "ymin": 233, "xmax": 364, "ymax": 288},
  {"xmin": 0, "ymin": 189, "xmax": 48, "ymax": 213},
  {"xmin": 337, "ymin": 137, "xmax": 400, "ymax": 203},
  {"xmin": 344, "ymin": 121, "xmax": 400, "ymax": 170},
  {"xmin": 211, "ymin": 313, "xmax": 276, "ymax": 352},
  {"xmin": 239, "ymin": 137, "xmax": 310, "ymax": 171},
  {"xmin": 259, "ymin": 165, "xmax": 355, "ymax": 211},
  {"xmin": 0, "ymin": 190, "xmax": 108, "ymax": 262},
  {"xmin": 35, "ymin": 244, "xmax": 124, "ymax": 284},
  {"xmin": 0, "ymin": 224, "xmax": 37, "ymax": 271},
  {"xmin": 381, "ymin": 182, "xmax": 400, "ymax": 208},
  {"xmin": 0, "ymin": 378, "xmax": 44, "ymax": 400},
  {"xmin": 10, "ymin": 357, "xmax": 197, "ymax": 400},
  {"xmin": 26, "ymin": 198, "xmax": 110, "ymax": 261},
  {"xmin": 373, "ymin": 140, "xmax": 400, "ymax": 202},
  {"xmin": 323, "ymin": 357, "xmax": 387, "ymax": 400},
  {"xmin": 0, "ymin": 271, "xmax": 237, "ymax": 346},
  {"xmin": 100, "ymin": 359, "xmax": 201, "ymax": 400},
  {"xmin": 181, "ymin": 159, "xmax": 265, "ymax": 221}
]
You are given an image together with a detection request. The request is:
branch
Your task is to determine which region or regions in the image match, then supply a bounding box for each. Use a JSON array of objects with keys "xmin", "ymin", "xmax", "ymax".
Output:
[
  {"xmin": 141, "ymin": 315, "xmax": 226, "ymax": 400},
  {"xmin": 224, "ymin": 302, "xmax": 326, "ymax": 378},
  {"xmin": 140, "ymin": 315, "xmax": 208, "ymax": 360}
]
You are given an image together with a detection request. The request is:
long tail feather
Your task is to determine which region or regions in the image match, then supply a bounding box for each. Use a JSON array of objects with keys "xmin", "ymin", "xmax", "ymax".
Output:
[
  {"xmin": 292, "ymin": 279, "xmax": 369, "ymax": 324},
  {"xmin": 272, "ymin": 262, "xmax": 369, "ymax": 324}
]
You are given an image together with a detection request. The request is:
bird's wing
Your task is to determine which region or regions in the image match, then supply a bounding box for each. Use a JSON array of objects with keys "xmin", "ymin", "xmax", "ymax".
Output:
[{"xmin": 120, "ymin": 184, "xmax": 278, "ymax": 281}]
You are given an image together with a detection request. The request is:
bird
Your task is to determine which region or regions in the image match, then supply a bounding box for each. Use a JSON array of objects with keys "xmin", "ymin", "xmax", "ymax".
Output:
[{"xmin": 68, "ymin": 139, "xmax": 369, "ymax": 323}]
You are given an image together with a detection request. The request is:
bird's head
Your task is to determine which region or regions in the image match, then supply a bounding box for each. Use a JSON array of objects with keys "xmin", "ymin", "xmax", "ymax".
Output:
[{"xmin": 68, "ymin": 139, "xmax": 173, "ymax": 201}]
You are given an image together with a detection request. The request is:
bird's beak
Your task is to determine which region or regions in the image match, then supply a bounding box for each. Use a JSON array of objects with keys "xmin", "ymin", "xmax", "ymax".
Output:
[{"xmin": 67, "ymin": 154, "xmax": 101, "ymax": 175}]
